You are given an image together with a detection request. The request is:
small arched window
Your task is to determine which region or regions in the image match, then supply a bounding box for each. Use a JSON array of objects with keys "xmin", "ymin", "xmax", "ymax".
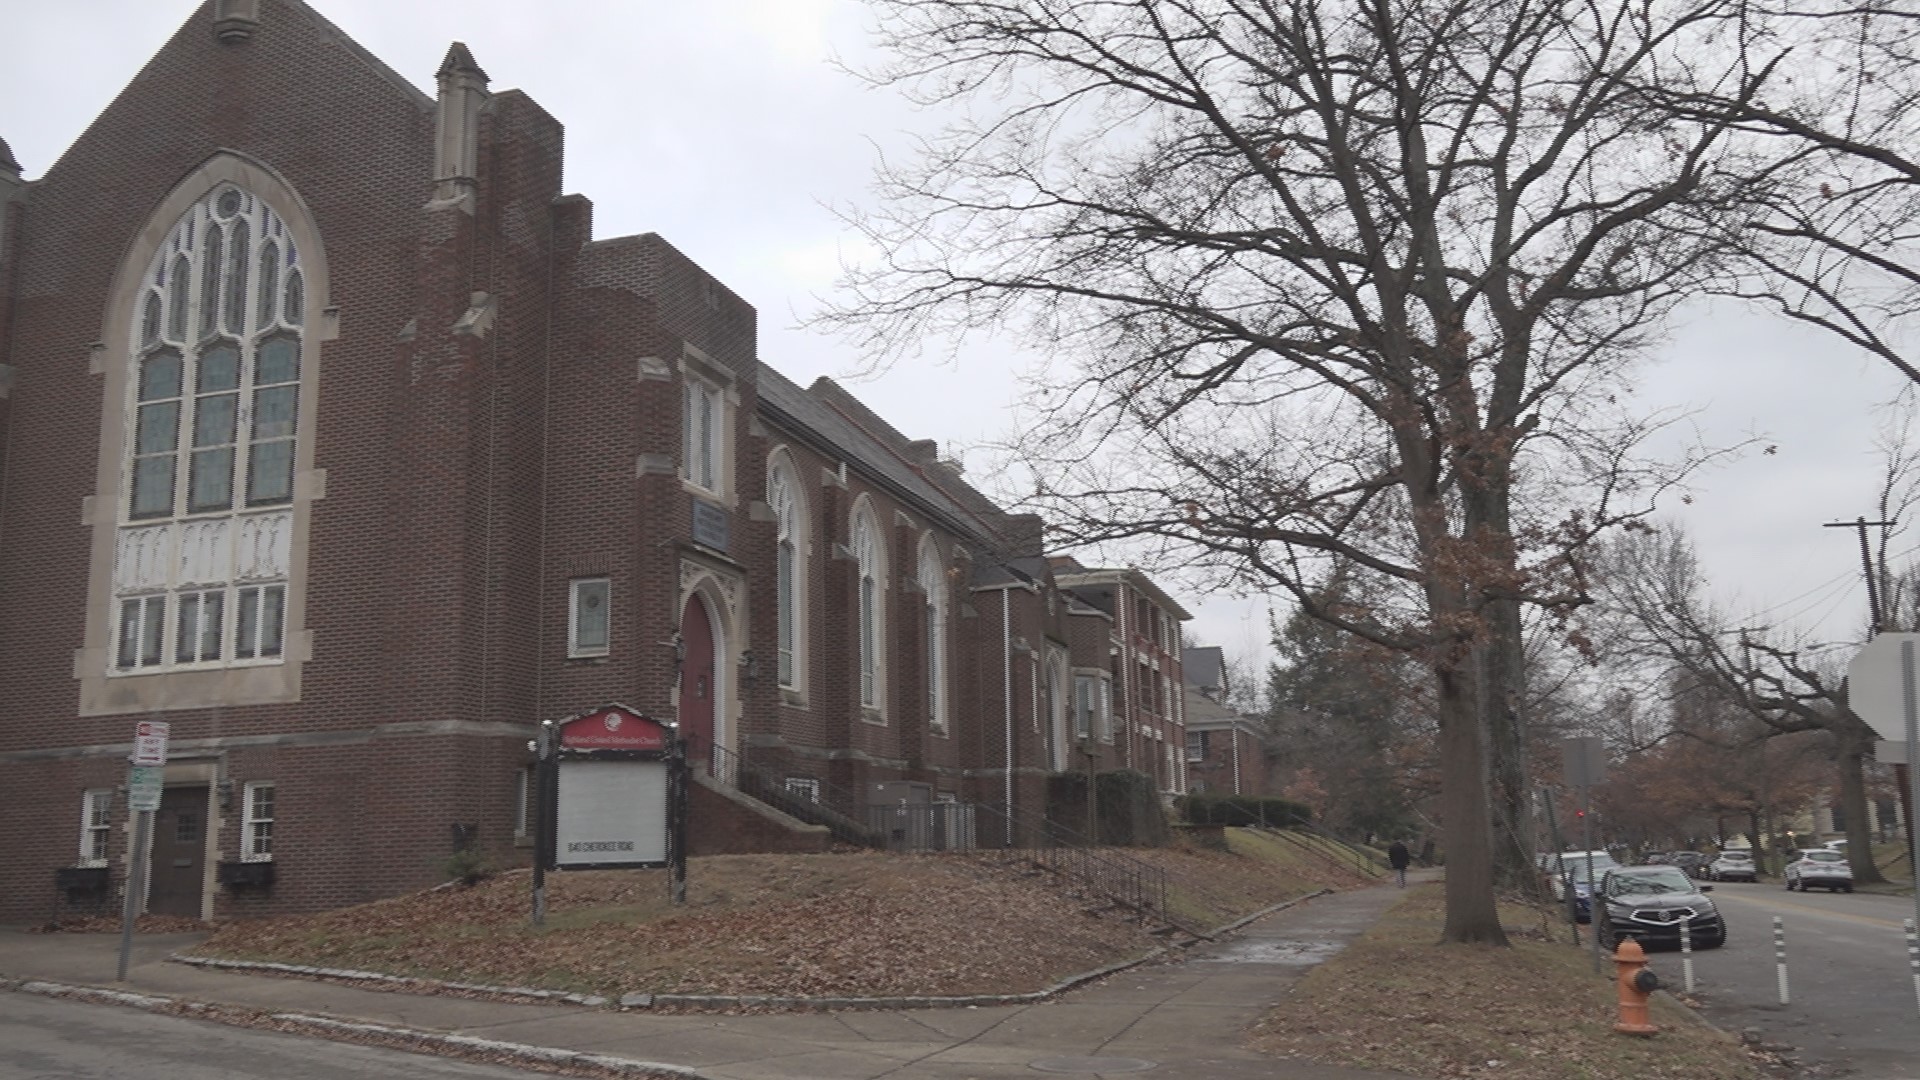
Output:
[
  {"xmin": 853, "ymin": 501, "xmax": 885, "ymax": 712},
  {"xmin": 768, "ymin": 452, "xmax": 806, "ymax": 691},
  {"xmin": 917, "ymin": 534, "xmax": 948, "ymax": 735},
  {"xmin": 114, "ymin": 184, "xmax": 306, "ymax": 672}
]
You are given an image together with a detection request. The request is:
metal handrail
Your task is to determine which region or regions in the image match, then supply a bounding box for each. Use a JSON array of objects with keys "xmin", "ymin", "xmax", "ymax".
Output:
[{"xmin": 706, "ymin": 744, "xmax": 886, "ymax": 849}]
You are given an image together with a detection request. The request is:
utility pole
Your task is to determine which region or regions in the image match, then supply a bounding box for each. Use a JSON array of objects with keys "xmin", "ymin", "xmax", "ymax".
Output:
[
  {"xmin": 1825, "ymin": 517, "xmax": 1897, "ymax": 633},
  {"xmin": 1826, "ymin": 516, "xmax": 1912, "ymax": 866}
]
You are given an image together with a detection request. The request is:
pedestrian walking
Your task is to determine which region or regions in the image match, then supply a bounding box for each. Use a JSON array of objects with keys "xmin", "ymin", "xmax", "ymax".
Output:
[{"xmin": 1389, "ymin": 839, "xmax": 1411, "ymax": 887}]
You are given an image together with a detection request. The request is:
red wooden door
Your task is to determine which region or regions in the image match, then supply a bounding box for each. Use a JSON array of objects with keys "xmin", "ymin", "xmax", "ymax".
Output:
[{"xmin": 679, "ymin": 594, "xmax": 716, "ymax": 765}]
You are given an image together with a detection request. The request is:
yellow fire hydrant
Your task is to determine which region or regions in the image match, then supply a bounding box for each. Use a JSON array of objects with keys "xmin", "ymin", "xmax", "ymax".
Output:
[{"xmin": 1612, "ymin": 938, "xmax": 1659, "ymax": 1036}]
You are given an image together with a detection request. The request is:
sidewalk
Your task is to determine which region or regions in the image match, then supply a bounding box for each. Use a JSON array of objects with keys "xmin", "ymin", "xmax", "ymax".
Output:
[{"xmin": 0, "ymin": 880, "xmax": 1428, "ymax": 1080}]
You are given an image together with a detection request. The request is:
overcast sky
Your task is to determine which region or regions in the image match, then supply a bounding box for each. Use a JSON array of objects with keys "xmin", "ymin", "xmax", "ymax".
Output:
[{"xmin": 3, "ymin": 0, "xmax": 1912, "ymax": 682}]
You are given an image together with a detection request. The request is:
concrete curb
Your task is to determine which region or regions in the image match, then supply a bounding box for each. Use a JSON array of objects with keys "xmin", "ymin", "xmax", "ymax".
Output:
[
  {"xmin": 7, "ymin": 978, "xmax": 700, "ymax": 1078},
  {"xmin": 1206, "ymin": 888, "xmax": 1332, "ymax": 939},
  {"xmin": 171, "ymin": 955, "xmax": 610, "ymax": 1006},
  {"xmin": 163, "ymin": 888, "xmax": 1341, "ymax": 1013}
]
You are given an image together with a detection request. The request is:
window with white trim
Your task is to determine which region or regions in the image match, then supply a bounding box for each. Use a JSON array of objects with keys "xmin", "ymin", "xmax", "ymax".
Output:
[
  {"xmin": 568, "ymin": 578, "xmax": 610, "ymax": 657},
  {"xmin": 241, "ymin": 781, "xmax": 275, "ymax": 861},
  {"xmin": 1186, "ymin": 730, "xmax": 1208, "ymax": 763},
  {"xmin": 113, "ymin": 184, "xmax": 304, "ymax": 674},
  {"xmin": 784, "ymin": 777, "xmax": 821, "ymax": 803},
  {"xmin": 853, "ymin": 503, "xmax": 886, "ymax": 712},
  {"xmin": 79, "ymin": 789, "xmax": 114, "ymax": 867},
  {"xmin": 918, "ymin": 535, "xmax": 948, "ymax": 734},
  {"xmin": 682, "ymin": 376, "xmax": 723, "ymax": 493},
  {"xmin": 768, "ymin": 454, "xmax": 806, "ymax": 690}
]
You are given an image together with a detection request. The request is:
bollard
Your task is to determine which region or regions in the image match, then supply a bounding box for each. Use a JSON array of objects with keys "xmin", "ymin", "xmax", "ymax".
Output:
[
  {"xmin": 1908, "ymin": 920, "xmax": 1920, "ymax": 1020},
  {"xmin": 1679, "ymin": 919, "xmax": 1695, "ymax": 994},
  {"xmin": 1773, "ymin": 916, "xmax": 1789, "ymax": 1007},
  {"xmin": 1612, "ymin": 938, "xmax": 1659, "ymax": 1035}
]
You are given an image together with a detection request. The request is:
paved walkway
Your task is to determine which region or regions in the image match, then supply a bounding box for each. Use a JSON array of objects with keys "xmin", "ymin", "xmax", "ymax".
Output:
[{"xmin": 1, "ymin": 879, "xmax": 1431, "ymax": 1080}]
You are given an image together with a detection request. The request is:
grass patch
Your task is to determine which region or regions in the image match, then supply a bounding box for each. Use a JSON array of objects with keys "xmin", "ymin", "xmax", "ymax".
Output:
[{"xmin": 1250, "ymin": 884, "xmax": 1761, "ymax": 1079}]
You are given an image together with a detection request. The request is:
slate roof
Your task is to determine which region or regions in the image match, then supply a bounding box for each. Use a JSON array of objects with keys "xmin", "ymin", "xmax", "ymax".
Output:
[{"xmin": 754, "ymin": 363, "xmax": 1007, "ymax": 546}]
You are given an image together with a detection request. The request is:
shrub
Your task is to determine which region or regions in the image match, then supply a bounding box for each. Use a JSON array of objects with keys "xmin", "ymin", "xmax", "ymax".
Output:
[{"xmin": 440, "ymin": 846, "xmax": 492, "ymax": 887}]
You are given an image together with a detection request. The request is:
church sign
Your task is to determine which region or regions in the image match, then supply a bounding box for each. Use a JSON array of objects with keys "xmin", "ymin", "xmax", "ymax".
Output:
[{"xmin": 535, "ymin": 705, "xmax": 688, "ymax": 888}]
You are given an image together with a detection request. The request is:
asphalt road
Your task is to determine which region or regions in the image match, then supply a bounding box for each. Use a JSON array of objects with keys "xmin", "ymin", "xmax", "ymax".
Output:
[
  {"xmin": 1665, "ymin": 880, "xmax": 1920, "ymax": 1078},
  {"xmin": 0, "ymin": 991, "xmax": 546, "ymax": 1079}
]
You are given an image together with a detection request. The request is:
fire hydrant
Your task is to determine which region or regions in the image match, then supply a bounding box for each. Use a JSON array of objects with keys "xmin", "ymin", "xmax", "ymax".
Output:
[{"xmin": 1612, "ymin": 938, "xmax": 1660, "ymax": 1036}]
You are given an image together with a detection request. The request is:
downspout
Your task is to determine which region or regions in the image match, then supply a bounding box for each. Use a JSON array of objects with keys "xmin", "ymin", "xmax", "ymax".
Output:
[
  {"xmin": 1003, "ymin": 588, "xmax": 1014, "ymax": 835},
  {"xmin": 1231, "ymin": 728, "xmax": 1241, "ymax": 795}
]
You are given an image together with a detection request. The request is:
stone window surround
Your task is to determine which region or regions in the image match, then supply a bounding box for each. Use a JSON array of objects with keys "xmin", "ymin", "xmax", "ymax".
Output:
[
  {"xmin": 678, "ymin": 345, "xmax": 736, "ymax": 504},
  {"xmin": 917, "ymin": 532, "xmax": 950, "ymax": 738},
  {"xmin": 851, "ymin": 493, "xmax": 887, "ymax": 722},
  {"xmin": 766, "ymin": 447, "xmax": 809, "ymax": 704},
  {"xmin": 75, "ymin": 152, "xmax": 331, "ymax": 716},
  {"xmin": 567, "ymin": 576, "xmax": 611, "ymax": 659}
]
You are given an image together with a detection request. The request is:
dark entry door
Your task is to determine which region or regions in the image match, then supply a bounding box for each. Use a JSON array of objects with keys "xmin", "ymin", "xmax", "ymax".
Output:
[
  {"xmin": 150, "ymin": 786, "xmax": 207, "ymax": 918},
  {"xmin": 678, "ymin": 594, "xmax": 716, "ymax": 767}
]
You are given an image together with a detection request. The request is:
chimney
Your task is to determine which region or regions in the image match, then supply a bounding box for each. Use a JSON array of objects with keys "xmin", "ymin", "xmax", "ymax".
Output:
[
  {"xmin": 211, "ymin": 0, "xmax": 261, "ymax": 43},
  {"xmin": 906, "ymin": 439, "xmax": 940, "ymax": 467},
  {"xmin": 432, "ymin": 43, "xmax": 489, "ymax": 208}
]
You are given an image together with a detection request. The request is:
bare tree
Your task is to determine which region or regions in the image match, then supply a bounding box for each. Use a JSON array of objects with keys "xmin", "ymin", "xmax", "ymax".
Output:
[
  {"xmin": 827, "ymin": 0, "xmax": 1799, "ymax": 943},
  {"xmin": 1600, "ymin": 525, "xmax": 1888, "ymax": 882}
]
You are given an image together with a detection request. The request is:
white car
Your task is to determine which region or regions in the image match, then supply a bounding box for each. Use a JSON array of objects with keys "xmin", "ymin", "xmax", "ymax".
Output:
[
  {"xmin": 1785, "ymin": 848, "xmax": 1853, "ymax": 893},
  {"xmin": 1704, "ymin": 851, "xmax": 1756, "ymax": 882}
]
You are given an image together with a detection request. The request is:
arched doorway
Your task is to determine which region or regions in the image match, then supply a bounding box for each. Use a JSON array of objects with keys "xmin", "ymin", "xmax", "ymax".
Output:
[{"xmin": 678, "ymin": 592, "xmax": 718, "ymax": 768}]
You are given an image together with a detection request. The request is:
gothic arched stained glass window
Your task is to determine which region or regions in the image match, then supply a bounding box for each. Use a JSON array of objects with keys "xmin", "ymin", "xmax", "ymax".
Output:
[{"xmin": 115, "ymin": 184, "xmax": 306, "ymax": 673}]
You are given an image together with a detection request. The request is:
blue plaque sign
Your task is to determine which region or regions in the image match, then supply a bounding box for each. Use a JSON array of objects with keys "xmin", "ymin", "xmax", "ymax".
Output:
[{"xmin": 692, "ymin": 498, "xmax": 729, "ymax": 552}]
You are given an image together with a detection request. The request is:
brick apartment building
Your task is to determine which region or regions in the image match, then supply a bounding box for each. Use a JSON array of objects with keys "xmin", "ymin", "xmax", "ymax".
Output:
[
  {"xmin": 0, "ymin": 0, "xmax": 1191, "ymax": 922},
  {"xmin": 1179, "ymin": 646, "xmax": 1270, "ymax": 796}
]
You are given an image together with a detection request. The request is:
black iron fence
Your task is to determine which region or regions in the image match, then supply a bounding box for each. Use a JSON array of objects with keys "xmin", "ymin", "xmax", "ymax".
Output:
[{"xmin": 864, "ymin": 801, "xmax": 978, "ymax": 852}]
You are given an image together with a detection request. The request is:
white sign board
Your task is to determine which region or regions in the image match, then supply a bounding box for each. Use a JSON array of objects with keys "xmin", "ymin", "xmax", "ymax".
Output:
[
  {"xmin": 1877, "ymin": 741, "xmax": 1908, "ymax": 766},
  {"xmin": 1847, "ymin": 633, "xmax": 1920, "ymax": 743},
  {"xmin": 131, "ymin": 720, "xmax": 170, "ymax": 767},
  {"xmin": 555, "ymin": 759, "xmax": 668, "ymax": 867}
]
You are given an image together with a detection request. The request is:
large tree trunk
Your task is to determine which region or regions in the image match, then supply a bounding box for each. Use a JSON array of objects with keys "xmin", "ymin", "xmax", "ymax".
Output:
[
  {"xmin": 1480, "ymin": 603, "xmax": 1537, "ymax": 892},
  {"xmin": 1838, "ymin": 734, "xmax": 1888, "ymax": 883},
  {"xmin": 1436, "ymin": 660, "xmax": 1509, "ymax": 945}
]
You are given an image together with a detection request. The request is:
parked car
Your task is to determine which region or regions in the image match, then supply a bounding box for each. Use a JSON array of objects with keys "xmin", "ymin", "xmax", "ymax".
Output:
[
  {"xmin": 1545, "ymin": 850, "xmax": 1619, "ymax": 922},
  {"xmin": 1666, "ymin": 852, "xmax": 1710, "ymax": 877},
  {"xmin": 1704, "ymin": 850, "xmax": 1757, "ymax": 882},
  {"xmin": 1595, "ymin": 865, "xmax": 1726, "ymax": 951},
  {"xmin": 1785, "ymin": 848, "xmax": 1854, "ymax": 893}
]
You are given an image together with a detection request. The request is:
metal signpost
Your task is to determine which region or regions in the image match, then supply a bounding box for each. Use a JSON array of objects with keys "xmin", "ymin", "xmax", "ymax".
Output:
[
  {"xmin": 1845, "ymin": 633, "xmax": 1920, "ymax": 966},
  {"xmin": 530, "ymin": 704, "xmax": 687, "ymax": 927},
  {"xmin": 1562, "ymin": 736, "xmax": 1607, "ymax": 972},
  {"xmin": 117, "ymin": 720, "xmax": 168, "ymax": 981}
]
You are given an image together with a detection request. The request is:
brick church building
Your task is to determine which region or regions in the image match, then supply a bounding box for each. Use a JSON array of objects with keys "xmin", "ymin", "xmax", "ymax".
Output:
[{"xmin": 0, "ymin": 0, "xmax": 1193, "ymax": 922}]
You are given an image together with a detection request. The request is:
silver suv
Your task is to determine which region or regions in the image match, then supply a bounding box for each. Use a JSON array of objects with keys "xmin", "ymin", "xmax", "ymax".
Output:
[
  {"xmin": 1704, "ymin": 850, "xmax": 1756, "ymax": 882},
  {"xmin": 1785, "ymin": 848, "xmax": 1853, "ymax": 893}
]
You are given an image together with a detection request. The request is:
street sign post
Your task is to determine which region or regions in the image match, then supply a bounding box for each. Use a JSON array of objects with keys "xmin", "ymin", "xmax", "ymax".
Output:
[
  {"xmin": 117, "ymin": 721, "xmax": 168, "ymax": 981},
  {"xmin": 126, "ymin": 766, "xmax": 163, "ymax": 812},
  {"xmin": 1847, "ymin": 633, "xmax": 1920, "ymax": 972},
  {"xmin": 131, "ymin": 720, "xmax": 169, "ymax": 767}
]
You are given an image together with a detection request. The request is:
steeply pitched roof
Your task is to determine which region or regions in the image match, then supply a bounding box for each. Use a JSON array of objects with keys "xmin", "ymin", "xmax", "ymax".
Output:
[
  {"xmin": 1183, "ymin": 646, "xmax": 1226, "ymax": 692},
  {"xmin": 755, "ymin": 363, "xmax": 1009, "ymax": 546}
]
